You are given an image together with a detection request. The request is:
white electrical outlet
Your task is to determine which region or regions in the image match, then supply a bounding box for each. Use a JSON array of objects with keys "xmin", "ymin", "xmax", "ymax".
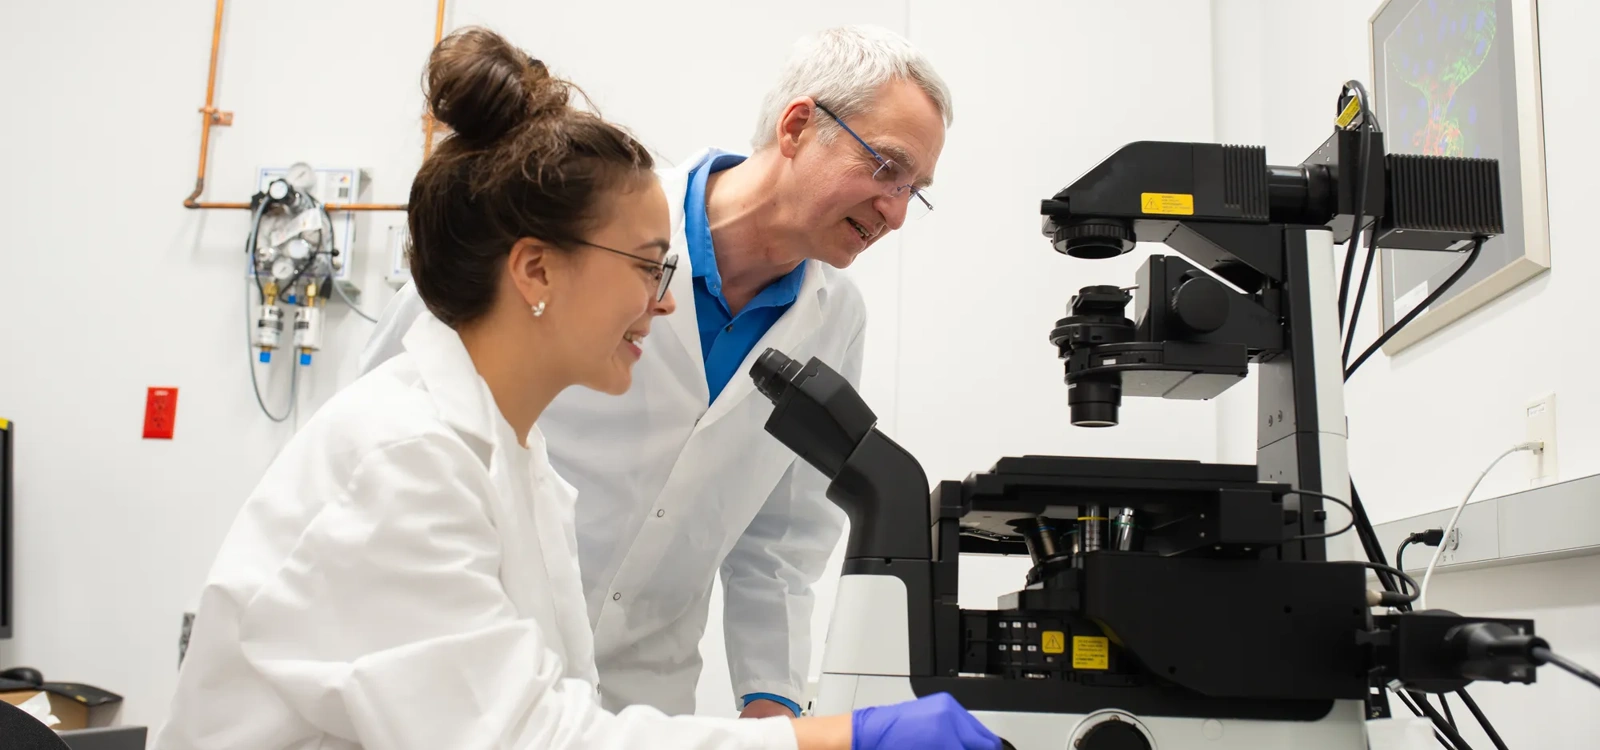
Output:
[
  {"xmin": 1526, "ymin": 393, "xmax": 1558, "ymax": 486},
  {"xmin": 1439, "ymin": 527, "xmax": 1462, "ymax": 565}
]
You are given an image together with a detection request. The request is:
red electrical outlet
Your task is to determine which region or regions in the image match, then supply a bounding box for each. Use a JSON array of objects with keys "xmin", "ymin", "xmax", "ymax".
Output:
[{"xmin": 144, "ymin": 387, "xmax": 178, "ymax": 440}]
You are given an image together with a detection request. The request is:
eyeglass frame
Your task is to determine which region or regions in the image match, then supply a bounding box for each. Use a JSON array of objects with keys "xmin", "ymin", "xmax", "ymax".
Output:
[
  {"xmin": 568, "ymin": 239, "xmax": 678, "ymax": 303},
  {"xmin": 811, "ymin": 101, "xmax": 934, "ymax": 216}
]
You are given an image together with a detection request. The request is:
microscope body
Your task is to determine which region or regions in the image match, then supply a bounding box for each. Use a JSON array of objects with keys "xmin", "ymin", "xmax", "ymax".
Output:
[{"xmin": 750, "ymin": 124, "xmax": 1519, "ymax": 749}]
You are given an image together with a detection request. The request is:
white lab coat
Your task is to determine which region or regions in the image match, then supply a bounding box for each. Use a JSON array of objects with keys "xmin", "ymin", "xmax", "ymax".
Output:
[
  {"xmin": 360, "ymin": 149, "xmax": 864, "ymax": 714},
  {"xmin": 153, "ymin": 313, "xmax": 798, "ymax": 750}
]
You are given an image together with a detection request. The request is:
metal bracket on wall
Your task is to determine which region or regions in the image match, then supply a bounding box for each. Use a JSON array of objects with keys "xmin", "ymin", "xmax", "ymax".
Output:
[{"xmin": 1375, "ymin": 471, "xmax": 1600, "ymax": 573}]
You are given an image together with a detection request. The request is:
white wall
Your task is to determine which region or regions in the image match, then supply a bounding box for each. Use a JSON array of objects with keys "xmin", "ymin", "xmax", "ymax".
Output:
[
  {"xmin": 1210, "ymin": 0, "xmax": 1600, "ymax": 746},
  {"xmin": 0, "ymin": 0, "xmax": 1219, "ymax": 735}
]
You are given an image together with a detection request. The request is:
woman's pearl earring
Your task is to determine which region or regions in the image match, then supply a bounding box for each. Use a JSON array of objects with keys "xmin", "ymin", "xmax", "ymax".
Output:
[{"xmin": 531, "ymin": 300, "xmax": 547, "ymax": 318}]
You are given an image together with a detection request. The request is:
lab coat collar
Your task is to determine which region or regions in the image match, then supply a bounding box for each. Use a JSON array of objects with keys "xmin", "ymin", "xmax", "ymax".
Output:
[
  {"xmin": 401, "ymin": 312, "xmax": 505, "ymax": 452},
  {"xmin": 657, "ymin": 148, "xmax": 837, "ymax": 415}
]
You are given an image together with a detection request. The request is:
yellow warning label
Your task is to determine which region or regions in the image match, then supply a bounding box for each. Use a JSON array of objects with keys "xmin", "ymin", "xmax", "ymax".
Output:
[
  {"xmin": 1140, "ymin": 192, "xmax": 1194, "ymax": 216},
  {"xmin": 1336, "ymin": 97, "xmax": 1362, "ymax": 129},
  {"xmin": 1073, "ymin": 636, "xmax": 1110, "ymax": 670},
  {"xmin": 1041, "ymin": 631, "xmax": 1066, "ymax": 655},
  {"xmin": 0, "ymin": 418, "xmax": 9, "ymax": 430}
]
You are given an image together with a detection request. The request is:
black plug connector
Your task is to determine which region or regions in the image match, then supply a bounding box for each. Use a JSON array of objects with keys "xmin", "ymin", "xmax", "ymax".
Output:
[
  {"xmin": 1446, "ymin": 621, "xmax": 1548, "ymax": 684},
  {"xmin": 1408, "ymin": 528, "xmax": 1445, "ymax": 547}
]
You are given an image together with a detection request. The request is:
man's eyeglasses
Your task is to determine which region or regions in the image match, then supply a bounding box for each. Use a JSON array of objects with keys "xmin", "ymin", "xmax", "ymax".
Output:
[
  {"xmin": 813, "ymin": 101, "xmax": 934, "ymax": 220},
  {"xmin": 571, "ymin": 240, "xmax": 677, "ymax": 302}
]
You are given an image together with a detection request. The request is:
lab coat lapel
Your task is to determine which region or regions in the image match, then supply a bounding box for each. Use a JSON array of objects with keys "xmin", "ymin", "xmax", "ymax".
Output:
[
  {"xmin": 656, "ymin": 155, "xmax": 710, "ymax": 391},
  {"xmin": 401, "ymin": 314, "xmax": 498, "ymax": 451},
  {"xmin": 697, "ymin": 259, "xmax": 828, "ymax": 429},
  {"xmin": 402, "ymin": 314, "xmax": 585, "ymax": 655}
]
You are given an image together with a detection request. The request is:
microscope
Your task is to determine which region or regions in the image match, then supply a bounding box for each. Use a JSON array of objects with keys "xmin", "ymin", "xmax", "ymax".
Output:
[{"xmin": 750, "ymin": 97, "xmax": 1547, "ymax": 748}]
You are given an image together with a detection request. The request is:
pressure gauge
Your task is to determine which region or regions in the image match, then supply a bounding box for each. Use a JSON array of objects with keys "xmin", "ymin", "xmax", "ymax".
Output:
[
  {"xmin": 286, "ymin": 163, "xmax": 317, "ymax": 193},
  {"xmin": 272, "ymin": 257, "xmax": 297, "ymax": 280},
  {"xmin": 265, "ymin": 179, "xmax": 293, "ymax": 203}
]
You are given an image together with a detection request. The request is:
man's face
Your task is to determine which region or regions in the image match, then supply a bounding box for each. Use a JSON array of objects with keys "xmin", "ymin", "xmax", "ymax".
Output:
[{"xmin": 785, "ymin": 79, "xmax": 946, "ymax": 269}]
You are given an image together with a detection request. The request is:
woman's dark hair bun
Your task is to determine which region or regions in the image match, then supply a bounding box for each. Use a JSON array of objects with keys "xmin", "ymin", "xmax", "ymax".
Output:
[
  {"xmin": 409, "ymin": 26, "xmax": 655, "ymax": 329},
  {"xmin": 425, "ymin": 26, "xmax": 569, "ymax": 143}
]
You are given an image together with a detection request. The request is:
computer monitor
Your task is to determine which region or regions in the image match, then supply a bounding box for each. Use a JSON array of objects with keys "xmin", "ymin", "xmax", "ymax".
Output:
[{"xmin": 1, "ymin": 418, "xmax": 12, "ymax": 639}]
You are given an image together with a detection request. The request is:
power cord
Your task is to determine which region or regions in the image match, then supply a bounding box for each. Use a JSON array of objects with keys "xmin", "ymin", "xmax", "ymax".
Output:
[
  {"xmin": 1533, "ymin": 647, "xmax": 1600, "ymax": 690},
  {"xmin": 1397, "ymin": 528, "xmax": 1446, "ymax": 576},
  {"xmin": 1449, "ymin": 621, "xmax": 1600, "ymax": 691},
  {"xmin": 1419, "ymin": 442, "xmax": 1543, "ymax": 609}
]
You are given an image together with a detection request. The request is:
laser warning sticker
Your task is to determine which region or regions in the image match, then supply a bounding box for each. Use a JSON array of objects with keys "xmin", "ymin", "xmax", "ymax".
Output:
[
  {"xmin": 1337, "ymin": 97, "xmax": 1362, "ymax": 129},
  {"xmin": 1072, "ymin": 636, "xmax": 1110, "ymax": 670},
  {"xmin": 1041, "ymin": 631, "xmax": 1066, "ymax": 655},
  {"xmin": 1140, "ymin": 192, "xmax": 1194, "ymax": 215}
]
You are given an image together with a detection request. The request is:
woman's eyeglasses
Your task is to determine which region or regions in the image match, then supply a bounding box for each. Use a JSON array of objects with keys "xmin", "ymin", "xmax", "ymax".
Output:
[{"xmin": 571, "ymin": 240, "xmax": 677, "ymax": 302}]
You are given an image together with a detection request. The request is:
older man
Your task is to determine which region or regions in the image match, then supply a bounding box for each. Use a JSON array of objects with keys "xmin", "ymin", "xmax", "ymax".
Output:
[{"xmin": 361, "ymin": 25, "xmax": 951, "ymax": 719}]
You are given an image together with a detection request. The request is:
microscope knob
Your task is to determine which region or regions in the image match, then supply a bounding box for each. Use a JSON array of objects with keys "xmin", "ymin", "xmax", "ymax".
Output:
[{"xmin": 1170, "ymin": 275, "xmax": 1229, "ymax": 334}]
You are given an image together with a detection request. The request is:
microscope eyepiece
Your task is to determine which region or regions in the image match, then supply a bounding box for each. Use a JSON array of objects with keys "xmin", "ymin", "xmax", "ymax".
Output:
[{"xmin": 752, "ymin": 348, "xmax": 805, "ymax": 404}]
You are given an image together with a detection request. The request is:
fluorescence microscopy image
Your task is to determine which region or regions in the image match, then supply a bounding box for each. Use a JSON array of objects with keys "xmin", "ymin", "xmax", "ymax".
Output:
[{"xmin": 1384, "ymin": 0, "xmax": 1499, "ymax": 158}]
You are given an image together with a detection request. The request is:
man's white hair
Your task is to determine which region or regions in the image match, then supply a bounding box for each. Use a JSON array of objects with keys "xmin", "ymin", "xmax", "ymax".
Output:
[{"xmin": 752, "ymin": 25, "xmax": 953, "ymax": 150}]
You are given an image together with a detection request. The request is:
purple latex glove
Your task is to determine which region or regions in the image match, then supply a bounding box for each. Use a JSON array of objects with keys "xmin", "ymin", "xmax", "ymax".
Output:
[{"xmin": 852, "ymin": 692, "xmax": 1002, "ymax": 750}]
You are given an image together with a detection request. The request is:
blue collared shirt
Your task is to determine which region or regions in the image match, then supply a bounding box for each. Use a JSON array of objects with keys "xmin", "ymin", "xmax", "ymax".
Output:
[{"xmin": 685, "ymin": 150, "xmax": 807, "ymax": 404}]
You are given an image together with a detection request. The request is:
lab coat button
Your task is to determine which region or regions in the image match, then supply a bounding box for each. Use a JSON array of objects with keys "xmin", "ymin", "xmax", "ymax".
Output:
[
  {"xmin": 656, "ymin": 509, "xmax": 666, "ymax": 518},
  {"xmin": 612, "ymin": 592, "xmax": 622, "ymax": 601}
]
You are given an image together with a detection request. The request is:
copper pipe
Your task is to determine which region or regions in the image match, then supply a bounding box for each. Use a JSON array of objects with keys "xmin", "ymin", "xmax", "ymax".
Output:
[
  {"xmin": 421, "ymin": 0, "xmax": 448, "ymax": 160},
  {"xmin": 183, "ymin": 0, "xmax": 232, "ymax": 208},
  {"xmin": 187, "ymin": 201, "xmax": 408, "ymax": 212},
  {"xmin": 184, "ymin": 0, "xmax": 447, "ymax": 211}
]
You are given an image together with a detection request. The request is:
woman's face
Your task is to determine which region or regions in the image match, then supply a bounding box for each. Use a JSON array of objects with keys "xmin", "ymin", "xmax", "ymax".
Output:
[{"xmin": 557, "ymin": 177, "xmax": 676, "ymax": 395}]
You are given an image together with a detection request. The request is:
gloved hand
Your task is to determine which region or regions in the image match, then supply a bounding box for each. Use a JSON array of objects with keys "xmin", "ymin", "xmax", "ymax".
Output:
[{"xmin": 852, "ymin": 692, "xmax": 1002, "ymax": 750}]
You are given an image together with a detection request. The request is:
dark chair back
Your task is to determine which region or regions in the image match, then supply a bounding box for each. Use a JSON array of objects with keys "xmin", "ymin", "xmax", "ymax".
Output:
[{"xmin": 0, "ymin": 698, "xmax": 70, "ymax": 750}]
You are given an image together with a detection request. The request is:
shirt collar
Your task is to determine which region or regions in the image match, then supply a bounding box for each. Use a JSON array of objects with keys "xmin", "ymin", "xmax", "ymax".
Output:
[{"xmin": 686, "ymin": 149, "xmax": 749, "ymax": 284}]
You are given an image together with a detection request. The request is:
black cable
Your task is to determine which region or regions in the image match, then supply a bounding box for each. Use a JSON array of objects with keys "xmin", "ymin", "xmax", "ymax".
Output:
[
  {"xmin": 1397, "ymin": 538, "xmax": 1414, "ymax": 578},
  {"xmin": 248, "ymin": 200, "xmax": 269, "ymax": 303},
  {"xmin": 1351, "ymin": 481, "xmax": 1406, "ymax": 596},
  {"xmin": 1534, "ymin": 647, "xmax": 1600, "ymax": 690},
  {"xmin": 1360, "ymin": 561, "xmax": 1420, "ymax": 601},
  {"xmin": 1346, "ymin": 238, "xmax": 1484, "ymax": 379},
  {"xmin": 1285, "ymin": 488, "xmax": 1355, "ymax": 541},
  {"xmin": 1396, "ymin": 689, "xmax": 1463, "ymax": 750},
  {"xmin": 1440, "ymin": 693, "xmax": 1457, "ymax": 732},
  {"xmin": 1322, "ymin": 94, "xmax": 1507, "ymax": 737},
  {"xmin": 1410, "ymin": 691, "xmax": 1477, "ymax": 750},
  {"xmin": 1454, "ymin": 690, "xmax": 1511, "ymax": 750},
  {"xmin": 1336, "ymin": 80, "xmax": 1374, "ymax": 329},
  {"xmin": 1346, "ymin": 337, "xmax": 1513, "ymax": 750},
  {"xmin": 1342, "ymin": 237, "xmax": 1381, "ymax": 366}
]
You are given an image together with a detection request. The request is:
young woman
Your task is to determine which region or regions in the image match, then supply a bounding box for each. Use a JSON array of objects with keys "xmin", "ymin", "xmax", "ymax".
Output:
[{"xmin": 153, "ymin": 27, "xmax": 999, "ymax": 750}]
